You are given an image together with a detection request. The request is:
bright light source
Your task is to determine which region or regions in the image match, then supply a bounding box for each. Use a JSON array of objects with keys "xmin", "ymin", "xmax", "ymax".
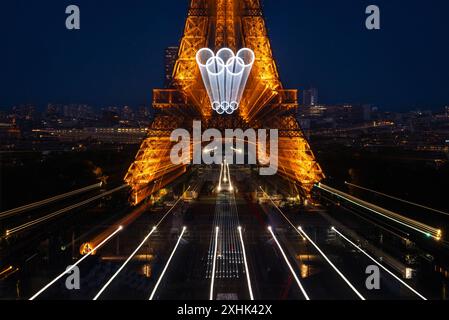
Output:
[{"xmin": 231, "ymin": 147, "xmax": 243, "ymax": 154}]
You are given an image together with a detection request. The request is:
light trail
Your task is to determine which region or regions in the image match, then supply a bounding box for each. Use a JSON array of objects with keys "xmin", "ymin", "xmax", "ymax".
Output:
[
  {"xmin": 0, "ymin": 182, "xmax": 102, "ymax": 220},
  {"xmin": 218, "ymin": 162, "xmax": 223, "ymax": 192},
  {"xmin": 209, "ymin": 227, "xmax": 219, "ymax": 300},
  {"xmin": 259, "ymin": 187, "xmax": 305, "ymax": 240},
  {"xmin": 0, "ymin": 266, "xmax": 14, "ymax": 277},
  {"xmin": 6, "ymin": 185, "xmax": 128, "ymax": 237},
  {"xmin": 268, "ymin": 227, "xmax": 310, "ymax": 300},
  {"xmin": 154, "ymin": 186, "xmax": 190, "ymax": 229},
  {"xmin": 149, "ymin": 227, "xmax": 187, "ymax": 300},
  {"xmin": 298, "ymin": 227, "xmax": 366, "ymax": 300},
  {"xmin": 317, "ymin": 183, "xmax": 442, "ymax": 241},
  {"xmin": 92, "ymin": 187, "xmax": 188, "ymax": 299},
  {"xmin": 29, "ymin": 226, "xmax": 123, "ymax": 300},
  {"xmin": 223, "ymin": 159, "xmax": 228, "ymax": 183},
  {"xmin": 260, "ymin": 187, "xmax": 365, "ymax": 300},
  {"xmin": 238, "ymin": 226, "xmax": 254, "ymax": 300},
  {"xmin": 226, "ymin": 161, "xmax": 233, "ymax": 192},
  {"xmin": 332, "ymin": 227, "xmax": 427, "ymax": 300},
  {"xmin": 345, "ymin": 182, "xmax": 449, "ymax": 217},
  {"xmin": 93, "ymin": 226, "xmax": 157, "ymax": 300}
]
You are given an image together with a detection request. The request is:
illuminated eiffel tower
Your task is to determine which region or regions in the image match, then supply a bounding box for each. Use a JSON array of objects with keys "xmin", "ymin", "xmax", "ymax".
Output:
[{"xmin": 125, "ymin": 0, "xmax": 324, "ymax": 204}]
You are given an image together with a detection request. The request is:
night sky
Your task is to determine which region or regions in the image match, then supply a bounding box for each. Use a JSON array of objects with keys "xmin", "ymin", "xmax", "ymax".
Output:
[{"xmin": 1, "ymin": 0, "xmax": 449, "ymax": 111}]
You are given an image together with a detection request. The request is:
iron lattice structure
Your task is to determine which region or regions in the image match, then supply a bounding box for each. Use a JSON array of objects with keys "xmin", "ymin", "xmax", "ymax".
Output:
[{"xmin": 125, "ymin": 0, "xmax": 324, "ymax": 204}]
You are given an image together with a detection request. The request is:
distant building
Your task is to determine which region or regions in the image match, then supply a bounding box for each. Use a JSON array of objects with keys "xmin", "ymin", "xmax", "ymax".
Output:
[
  {"xmin": 11, "ymin": 104, "xmax": 36, "ymax": 121},
  {"xmin": 445, "ymin": 106, "xmax": 449, "ymax": 118},
  {"xmin": 136, "ymin": 105, "xmax": 151, "ymax": 122},
  {"xmin": 44, "ymin": 127, "xmax": 148, "ymax": 144},
  {"xmin": 63, "ymin": 104, "xmax": 94, "ymax": 120},
  {"xmin": 121, "ymin": 106, "xmax": 134, "ymax": 120},
  {"xmin": 303, "ymin": 88, "xmax": 318, "ymax": 106},
  {"xmin": 46, "ymin": 103, "xmax": 62, "ymax": 117},
  {"xmin": 164, "ymin": 47, "xmax": 179, "ymax": 87}
]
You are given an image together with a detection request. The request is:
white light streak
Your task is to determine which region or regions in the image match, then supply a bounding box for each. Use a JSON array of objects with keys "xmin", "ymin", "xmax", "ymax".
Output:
[
  {"xmin": 332, "ymin": 227, "xmax": 427, "ymax": 300},
  {"xmin": 344, "ymin": 182, "xmax": 449, "ymax": 217},
  {"xmin": 226, "ymin": 161, "xmax": 233, "ymax": 192},
  {"xmin": 29, "ymin": 226, "xmax": 123, "ymax": 300},
  {"xmin": 6, "ymin": 185, "xmax": 128, "ymax": 237},
  {"xmin": 317, "ymin": 183, "xmax": 442, "ymax": 240},
  {"xmin": 0, "ymin": 182, "xmax": 102, "ymax": 220},
  {"xmin": 149, "ymin": 227, "xmax": 187, "ymax": 300},
  {"xmin": 93, "ymin": 226, "xmax": 157, "ymax": 300},
  {"xmin": 217, "ymin": 162, "xmax": 223, "ymax": 192},
  {"xmin": 210, "ymin": 227, "xmax": 219, "ymax": 300},
  {"xmin": 298, "ymin": 227, "xmax": 366, "ymax": 300},
  {"xmin": 268, "ymin": 226, "xmax": 310, "ymax": 300},
  {"xmin": 238, "ymin": 226, "xmax": 254, "ymax": 300}
]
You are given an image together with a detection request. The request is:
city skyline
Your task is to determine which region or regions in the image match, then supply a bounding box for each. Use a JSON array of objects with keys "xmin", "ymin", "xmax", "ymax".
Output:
[{"xmin": 1, "ymin": 0, "xmax": 449, "ymax": 111}]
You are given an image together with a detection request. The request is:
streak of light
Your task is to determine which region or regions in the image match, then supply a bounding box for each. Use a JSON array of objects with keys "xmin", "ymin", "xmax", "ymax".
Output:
[
  {"xmin": 238, "ymin": 226, "xmax": 254, "ymax": 300},
  {"xmin": 0, "ymin": 266, "xmax": 13, "ymax": 276},
  {"xmin": 298, "ymin": 227, "xmax": 365, "ymax": 300},
  {"xmin": 332, "ymin": 227, "xmax": 427, "ymax": 300},
  {"xmin": 203, "ymin": 146, "xmax": 218, "ymax": 154},
  {"xmin": 149, "ymin": 227, "xmax": 187, "ymax": 300},
  {"xmin": 317, "ymin": 183, "xmax": 442, "ymax": 241},
  {"xmin": 345, "ymin": 182, "xmax": 449, "ymax": 217},
  {"xmin": 259, "ymin": 187, "xmax": 305, "ymax": 240},
  {"xmin": 6, "ymin": 185, "xmax": 128, "ymax": 237},
  {"xmin": 85, "ymin": 187, "xmax": 189, "ymax": 250},
  {"xmin": 0, "ymin": 182, "xmax": 102, "ymax": 220},
  {"xmin": 218, "ymin": 162, "xmax": 223, "ymax": 192},
  {"xmin": 226, "ymin": 161, "xmax": 233, "ymax": 192},
  {"xmin": 223, "ymin": 159, "xmax": 228, "ymax": 183},
  {"xmin": 93, "ymin": 226, "xmax": 157, "ymax": 300},
  {"xmin": 231, "ymin": 147, "xmax": 243, "ymax": 154},
  {"xmin": 210, "ymin": 227, "xmax": 219, "ymax": 300},
  {"xmin": 268, "ymin": 226, "xmax": 310, "ymax": 300},
  {"xmin": 29, "ymin": 226, "xmax": 123, "ymax": 300},
  {"xmin": 320, "ymin": 193, "xmax": 410, "ymax": 239},
  {"xmin": 154, "ymin": 187, "xmax": 190, "ymax": 229}
]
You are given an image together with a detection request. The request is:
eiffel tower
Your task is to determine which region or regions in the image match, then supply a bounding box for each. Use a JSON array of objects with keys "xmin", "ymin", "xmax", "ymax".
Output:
[{"xmin": 125, "ymin": 0, "xmax": 324, "ymax": 205}]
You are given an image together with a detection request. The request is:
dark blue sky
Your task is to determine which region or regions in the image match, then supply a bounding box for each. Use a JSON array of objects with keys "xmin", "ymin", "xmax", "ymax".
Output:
[{"xmin": 1, "ymin": 0, "xmax": 448, "ymax": 111}]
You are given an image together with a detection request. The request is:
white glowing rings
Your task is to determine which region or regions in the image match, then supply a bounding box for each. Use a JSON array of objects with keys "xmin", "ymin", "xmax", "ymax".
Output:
[{"xmin": 196, "ymin": 47, "xmax": 255, "ymax": 115}]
